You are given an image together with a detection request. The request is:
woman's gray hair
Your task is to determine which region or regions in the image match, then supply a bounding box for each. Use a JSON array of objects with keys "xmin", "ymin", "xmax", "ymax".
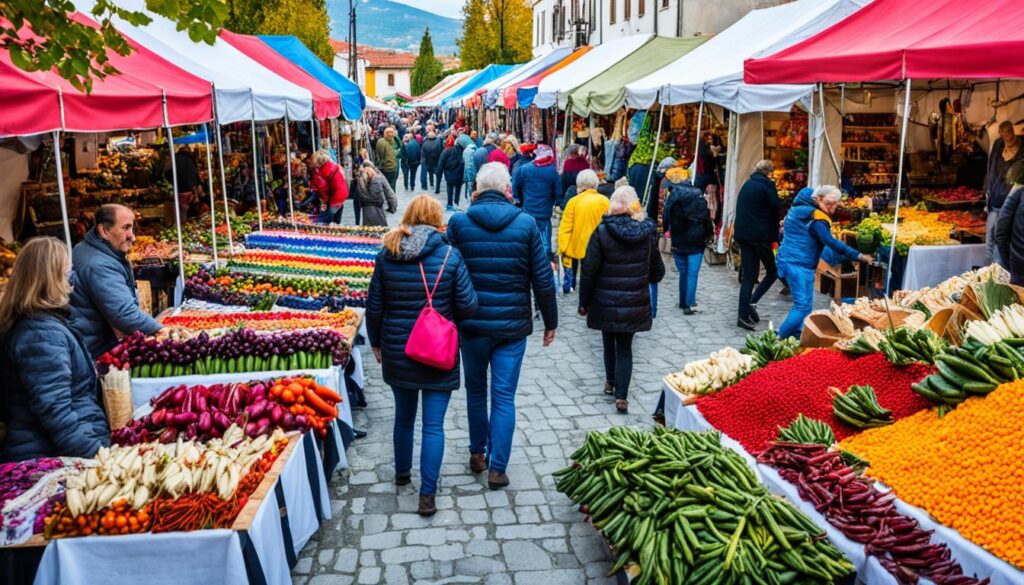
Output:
[
  {"xmin": 566, "ymin": 143, "xmax": 582, "ymax": 158},
  {"xmin": 311, "ymin": 149, "xmax": 332, "ymax": 167},
  {"xmin": 576, "ymin": 169, "xmax": 599, "ymax": 190},
  {"xmin": 754, "ymin": 159, "xmax": 774, "ymax": 175},
  {"xmin": 812, "ymin": 185, "xmax": 843, "ymax": 204},
  {"xmin": 608, "ymin": 186, "xmax": 646, "ymax": 221},
  {"xmin": 475, "ymin": 162, "xmax": 511, "ymax": 193}
]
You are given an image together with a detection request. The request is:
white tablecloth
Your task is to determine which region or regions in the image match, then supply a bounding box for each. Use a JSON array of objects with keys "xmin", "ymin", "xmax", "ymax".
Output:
[
  {"xmin": 902, "ymin": 244, "xmax": 987, "ymax": 290},
  {"xmin": 663, "ymin": 385, "xmax": 1022, "ymax": 585}
]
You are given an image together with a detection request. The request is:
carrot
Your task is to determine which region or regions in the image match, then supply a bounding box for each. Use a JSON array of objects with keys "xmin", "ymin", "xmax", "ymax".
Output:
[
  {"xmin": 312, "ymin": 384, "xmax": 343, "ymax": 403},
  {"xmin": 304, "ymin": 387, "xmax": 338, "ymax": 418}
]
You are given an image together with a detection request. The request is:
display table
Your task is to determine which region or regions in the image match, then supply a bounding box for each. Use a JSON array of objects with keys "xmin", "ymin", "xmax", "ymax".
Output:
[
  {"xmin": 902, "ymin": 243, "xmax": 986, "ymax": 290},
  {"xmin": 6, "ymin": 430, "xmax": 331, "ymax": 585},
  {"xmin": 662, "ymin": 384, "xmax": 1022, "ymax": 585}
]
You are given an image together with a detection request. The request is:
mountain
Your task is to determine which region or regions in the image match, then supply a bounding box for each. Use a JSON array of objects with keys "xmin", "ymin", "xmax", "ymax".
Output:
[{"xmin": 328, "ymin": 0, "xmax": 463, "ymax": 57}]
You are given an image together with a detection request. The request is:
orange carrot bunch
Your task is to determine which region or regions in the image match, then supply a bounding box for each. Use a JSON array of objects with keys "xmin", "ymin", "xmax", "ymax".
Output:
[
  {"xmin": 46, "ymin": 499, "xmax": 152, "ymax": 538},
  {"xmin": 269, "ymin": 376, "xmax": 341, "ymax": 437}
]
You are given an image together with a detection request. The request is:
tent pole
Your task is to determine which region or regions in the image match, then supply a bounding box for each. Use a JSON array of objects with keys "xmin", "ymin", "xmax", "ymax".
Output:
[
  {"xmin": 690, "ymin": 98, "xmax": 705, "ymax": 179},
  {"xmin": 202, "ymin": 123, "xmax": 219, "ymax": 266},
  {"xmin": 213, "ymin": 121, "xmax": 234, "ymax": 252},
  {"xmin": 162, "ymin": 93, "xmax": 187, "ymax": 306},
  {"xmin": 52, "ymin": 131, "xmax": 73, "ymax": 254},
  {"xmin": 885, "ymin": 78, "xmax": 913, "ymax": 295},
  {"xmin": 249, "ymin": 118, "xmax": 265, "ymax": 231},
  {"xmin": 587, "ymin": 113, "xmax": 593, "ymax": 161},
  {"xmin": 642, "ymin": 99, "xmax": 666, "ymax": 211},
  {"xmin": 284, "ymin": 112, "xmax": 297, "ymax": 229},
  {"xmin": 311, "ymin": 119, "xmax": 317, "ymax": 151}
]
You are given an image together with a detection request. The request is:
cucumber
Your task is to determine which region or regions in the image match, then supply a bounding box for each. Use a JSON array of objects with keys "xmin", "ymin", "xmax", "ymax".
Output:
[
  {"xmin": 962, "ymin": 381, "xmax": 998, "ymax": 395},
  {"xmin": 934, "ymin": 360, "xmax": 970, "ymax": 387},
  {"xmin": 937, "ymin": 354, "xmax": 1000, "ymax": 385}
]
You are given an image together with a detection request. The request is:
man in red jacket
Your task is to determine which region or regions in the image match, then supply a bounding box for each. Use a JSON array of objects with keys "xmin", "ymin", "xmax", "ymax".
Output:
[{"xmin": 310, "ymin": 150, "xmax": 350, "ymax": 224}]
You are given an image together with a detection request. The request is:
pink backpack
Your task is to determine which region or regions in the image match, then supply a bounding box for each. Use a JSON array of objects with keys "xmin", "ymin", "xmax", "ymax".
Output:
[{"xmin": 404, "ymin": 246, "xmax": 459, "ymax": 370}]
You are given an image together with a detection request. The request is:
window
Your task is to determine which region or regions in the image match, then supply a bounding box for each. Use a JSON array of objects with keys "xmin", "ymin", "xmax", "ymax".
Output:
[
  {"xmin": 609, "ymin": 0, "xmax": 615, "ymax": 24},
  {"xmin": 639, "ymin": 0, "xmax": 644, "ymax": 17},
  {"xmin": 541, "ymin": 11, "xmax": 546, "ymax": 43},
  {"xmin": 624, "ymin": 0, "xmax": 630, "ymax": 20},
  {"xmin": 661, "ymin": 0, "xmax": 668, "ymax": 7},
  {"xmin": 559, "ymin": 2, "xmax": 566, "ymax": 39},
  {"xmin": 387, "ymin": 73, "xmax": 395, "ymax": 86},
  {"xmin": 590, "ymin": 0, "xmax": 596, "ymax": 31}
]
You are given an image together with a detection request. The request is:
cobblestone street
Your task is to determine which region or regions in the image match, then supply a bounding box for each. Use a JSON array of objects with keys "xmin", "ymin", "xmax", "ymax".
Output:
[{"xmin": 293, "ymin": 184, "xmax": 828, "ymax": 585}]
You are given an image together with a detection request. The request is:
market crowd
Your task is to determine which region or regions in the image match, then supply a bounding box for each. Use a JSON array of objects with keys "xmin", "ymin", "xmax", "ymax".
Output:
[{"xmin": 6, "ymin": 110, "xmax": 1024, "ymax": 519}]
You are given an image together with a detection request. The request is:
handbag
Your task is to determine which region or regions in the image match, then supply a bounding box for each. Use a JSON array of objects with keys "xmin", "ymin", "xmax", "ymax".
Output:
[{"xmin": 404, "ymin": 246, "xmax": 459, "ymax": 370}]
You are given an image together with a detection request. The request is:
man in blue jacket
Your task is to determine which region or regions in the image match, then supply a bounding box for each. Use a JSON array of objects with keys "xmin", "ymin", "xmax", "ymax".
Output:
[
  {"xmin": 447, "ymin": 163, "xmax": 558, "ymax": 491},
  {"xmin": 511, "ymin": 144, "xmax": 561, "ymax": 260},
  {"xmin": 70, "ymin": 204, "xmax": 163, "ymax": 358}
]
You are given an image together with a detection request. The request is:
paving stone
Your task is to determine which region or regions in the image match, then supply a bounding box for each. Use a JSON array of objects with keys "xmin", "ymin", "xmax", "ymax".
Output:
[
  {"xmin": 454, "ymin": 557, "xmax": 506, "ymax": 576},
  {"xmin": 318, "ymin": 550, "xmax": 335, "ymax": 566},
  {"xmin": 495, "ymin": 523, "xmax": 565, "ymax": 540},
  {"xmin": 333, "ymin": 549, "xmax": 358, "ymax": 573},
  {"xmin": 457, "ymin": 494, "xmax": 486, "ymax": 510},
  {"xmin": 356, "ymin": 567, "xmax": 380, "ymax": 585},
  {"xmin": 309, "ymin": 576, "xmax": 353, "ymax": 585},
  {"xmin": 492, "ymin": 508, "xmax": 517, "ymax": 525},
  {"xmin": 409, "ymin": 560, "xmax": 434, "ymax": 580},
  {"xmin": 383, "ymin": 565, "xmax": 409, "ymax": 585},
  {"xmin": 542, "ymin": 538, "xmax": 569, "ymax": 553},
  {"xmin": 359, "ymin": 551, "xmax": 376, "ymax": 568},
  {"xmin": 503, "ymin": 541, "xmax": 552, "ymax": 571},
  {"xmin": 380, "ymin": 546, "xmax": 430, "ymax": 565},
  {"xmin": 460, "ymin": 509, "xmax": 489, "ymax": 524},
  {"xmin": 483, "ymin": 574, "xmax": 513, "ymax": 585},
  {"xmin": 359, "ymin": 531, "xmax": 402, "ymax": 550},
  {"xmin": 430, "ymin": 543, "xmax": 464, "ymax": 561},
  {"xmin": 514, "ymin": 491, "xmax": 546, "ymax": 506},
  {"xmin": 406, "ymin": 527, "xmax": 447, "ymax": 546},
  {"xmin": 483, "ymin": 490, "xmax": 509, "ymax": 508},
  {"xmin": 465, "ymin": 539, "xmax": 500, "ymax": 557},
  {"xmin": 513, "ymin": 569, "xmax": 585, "ymax": 585},
  {"xmin": 348, "ymin": 471, "xmax": 377, "ymax": 485},
  {"xmin": 294, "ymin": 557, "xmax": 313, "ymax": 575}
]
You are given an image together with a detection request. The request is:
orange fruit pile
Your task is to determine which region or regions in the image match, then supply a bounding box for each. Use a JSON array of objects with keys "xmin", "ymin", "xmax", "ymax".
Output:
[{"xmin": 840, "ymin": 380, "xmax": 1024, "ymax": 568}]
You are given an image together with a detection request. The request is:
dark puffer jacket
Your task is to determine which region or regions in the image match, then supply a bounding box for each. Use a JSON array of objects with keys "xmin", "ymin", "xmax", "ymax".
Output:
[
  {"xmin": 70, "ymin": 227, "xmax": 162, "ymax": 358},
  {"xmin": 447, "ymin": 190, "xmax": 558, "ymax": 338},
  {"xmin": 438, "ymin": 144, "xmax": 465, "ymax": 184},
  {"xmin": 512, "ymin": 161, "xmax": 561, "ymax": 220},
  {"xmin": 421, "ymin": 136, "xmax": 443, "ymax": 169},
  {"xmin": 733, "ymin": 172, "xmax": 782, "ymax": 243},
  {"xmin": 1, "ymin": 311, "xmax": 110, "ymax": 462},
  {"xmin": 996, "ymin": 185, "xmax": 1024, "ymax": 285},
  {"xmin": 579, "ymin": 215, "xmax": 665, "ymax": 333},
  {"xmin": 663, "ymin": 180, "xmax": 712, "ymax": 252},
  {"xmin": 365, "ymin": 227, "xmax": 478, "ymax": 391}
]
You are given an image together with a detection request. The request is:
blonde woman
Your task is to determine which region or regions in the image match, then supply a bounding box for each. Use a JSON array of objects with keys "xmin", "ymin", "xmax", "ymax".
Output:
[
  {"xmin": 578, "ymin": 187, "xmax": 665, "ymax": 413},
  {"xmin": 365, "ymin": 195, "xmax": 478, "ymax": 516},
  {"xmin": 0, "ymin": 238, "xmax": 110, "ymax": 461}
]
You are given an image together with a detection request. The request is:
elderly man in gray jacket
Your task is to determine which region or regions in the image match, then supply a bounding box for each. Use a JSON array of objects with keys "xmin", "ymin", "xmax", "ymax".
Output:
[{"xmin": 70, "ymin": 204, "xmax": 162, "ymax": 358}]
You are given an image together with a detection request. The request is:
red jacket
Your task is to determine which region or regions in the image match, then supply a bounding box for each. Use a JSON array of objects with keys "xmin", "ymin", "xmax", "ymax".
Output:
[{"xmin": 311, "ymin": 160, "xmax": 349, "ymax": 208}]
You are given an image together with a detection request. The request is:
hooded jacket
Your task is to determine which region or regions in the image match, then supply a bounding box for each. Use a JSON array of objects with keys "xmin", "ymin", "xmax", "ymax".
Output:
[
  {"xmin": 375, "ymin": 136, "xmax": 398, "ymax": 173},
  {"xmin": 402, "ymin": 138, "xmax": 422, "ymax": 165},
  {"xmin": 662, "ymin": 179, "xmax": 711, "ymax": 252},
  {"xmin": 70, "ymin": 227, "xmax": 161, "ymax": 358},
  {"xmin": 421, "ymin": 136, "xmax": 443, "ymax": 168},
  {"xmin": 366, "ymin": 227, "xmax": 478, "ymax": 391},
  {"xmin": 459, "ymin": 135, "xmax": 479, "ymax": 183},
  {"xmin": 473, "ymin": 143, "xmax": 497, "ymax": 174},
  {"xmin": 579, "ymin": 215, "xmax": 665, "ymax": 333},
  {"xmin": 310, "ymin": 160, "xmax": 350, "ymax": 208},
  {"xmin": 447, "ymin": 190, "xmax": 558, "ymax": 338},
  {"xmin": 733, "ymin": 172, "xmax": 782, "ymax": 243},
  {"xmin": 777, "ymin": 189, "xmax": 862, "ymax": 271},
  {"xmin": 438, "ymin": 142, "xmax": 465, "ymax": 184},
  {"xmin": 558, "ymin": 188, "xmax": 610, "ymax": 262},
  {"xmin": 512, "ymin": 160, "xmax": 562, "ymax": 220},
  {"xmin": 1, "ymin": 311, "xmax": 110, "ymax": 461}
]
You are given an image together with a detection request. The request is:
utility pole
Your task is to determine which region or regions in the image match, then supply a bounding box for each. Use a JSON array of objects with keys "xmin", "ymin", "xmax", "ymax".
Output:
[{"xmin": 348, "ymin": 0, "xmax": 358, "ymax": 83}]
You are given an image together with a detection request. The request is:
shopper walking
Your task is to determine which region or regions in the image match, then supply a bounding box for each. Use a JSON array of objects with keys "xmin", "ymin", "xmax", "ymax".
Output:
[
  {"xmin": 461, "ymin": 134, "xmax": 479, "ymax": 198},
  {"xmin": 512, "ymin": 144, "xmax": 561, "ymax": 259},
  {"xmin": 447, "ymin": 163, "xmax": 558, "ymax": 490},
  {"xmin": 560, "ymin": 144, "xmax": 590, "ymax": 200},
  {"xmin": 578, "ymin": 187, "xmax": 665, "ymax": 414},
  {"xmin": 558, "ymin": 170, "xmax": 610, "ymax": 293},
  {"xmin": 402, "ymin": 133, "xmax": 422, "ymax": 192},
  {"xmin": 375, "ymin": 127, "xmax": 400, "ymax": 193},
  {"xmin": 355, "ymin": 162, "xmax": 398, "ymax": 227},
  {"xmin": 439, "ymin": 135, "xmax": 466, "ymax": 211},
  {"xmin": 473, "ymin": 133, "xmax": 498, "ymax": 175},
  {"xmin": 986, "ymin": 121, "xmax": 1023, "ymax": 267},
  {"xmin": 366, "ymin": 195, "xmax": 478, "ymax": 516},
  {"xmin": 733, "ymin": 160, "xmax": 782, "ymax": 330},
  {"xmin": 421, "ymin": 130, "xmax": 443, "ymax": 192},
  {"xmin": 776, "ymin": 187, "xmax": 872, "ymax": 339},
  {"xmin": 310, "ymin": 149, "xmax": 350, "ymax": 224},
  {"xmin": 662, "ymin": 174, "xmax": 712, "ymax": 315}
]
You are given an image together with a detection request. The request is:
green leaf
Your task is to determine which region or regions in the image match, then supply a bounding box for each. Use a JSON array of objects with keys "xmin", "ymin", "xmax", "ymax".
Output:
[
  {"xmin": 973, "ymin": 275, "xmax": 1018, "ymax": 320},
  {"xmin": 8, "ymin": 45, "xmax": 32, "ymax": 71}
]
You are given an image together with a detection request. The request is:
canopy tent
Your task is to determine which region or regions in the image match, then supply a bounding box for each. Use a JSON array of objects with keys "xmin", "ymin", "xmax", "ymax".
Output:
[
  {"xmin": 364, "ymin": 96, "xmax": 391, "ymax": 111},
  {"xmin": 441, "ymin": 64, "xmax": 520, "ymax": 107},
  {"xmin": 258, "ymin": 35, "xmax": 365, "ymax": 121},
  {"xmin": 0, "ymin": 12, "xmax": 213, "ymax": 136},
  {"xmin": 533, "ymin": 34, "xmax": 651, "ymax": 110},
  {"xmin": 220, "ymin": 30, "xmax": 340, "ymax": 120},
  {"xmin": 744, "ymin": 0, "xmax": 1024, "ymax": 83},
  {"xmin": 507, "ymin": 46, "xmax": 591, "ymax": 109},
  {"xmin": 626, "ymin": 0, "xmax": 868, "ymax": 114},
  {"xmin": 569, "ymin": 36, "xmax": 707, "ymax": 116},
  {"xmin": 470, "ymin": 48, "xmax": 572, "ymax": 109},
  {"xmin": 94, "ymin": 0, "xmax": 313, "ymax": 123},
  {"xmin": 408, "ymin": 70, "xmax": 478, "ymax": 108}
]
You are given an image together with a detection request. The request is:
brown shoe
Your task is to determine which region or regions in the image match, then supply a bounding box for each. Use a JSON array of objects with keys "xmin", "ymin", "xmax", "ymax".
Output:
[
  {"xmin": 417, "ymin": 494, "xmax": 437, "ymax": 517},
  {"xmin": 615, "ymin": 399, "xmax": 629, "ymax": 414},
  {"xmin": 469, "ymin": 452, "xmax": 488, "ymax": 474},
  {"xmin": 488, "ymin": 471, "xmax": 510, "ymax": 490},
  {"xmin": 603, "ymin": 382, "xmax": 614, "ymax": 395}
]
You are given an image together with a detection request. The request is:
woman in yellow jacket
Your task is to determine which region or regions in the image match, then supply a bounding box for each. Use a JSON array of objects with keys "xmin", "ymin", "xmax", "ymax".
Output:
[{"xmin": 558, "ymin": 170, "xmax": 609, "ymax": 293}]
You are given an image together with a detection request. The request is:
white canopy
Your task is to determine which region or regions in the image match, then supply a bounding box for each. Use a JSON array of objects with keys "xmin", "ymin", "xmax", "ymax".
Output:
[
  {"xmin": 533, "ymin": 34, "xmax": 651, "ymax": 110},
  {"xmin": 475, "ymin": 47, "xmax": 572, "ymax": 108},
  {"xmin": 99, "ymin": 0, "xmax": 314, "ymax": 123},
  {"xmin": 624, "ymin": 0, "xmax": 869, "ymax": 113}
]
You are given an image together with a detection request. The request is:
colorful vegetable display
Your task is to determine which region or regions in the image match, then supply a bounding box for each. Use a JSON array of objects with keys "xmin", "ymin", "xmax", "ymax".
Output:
[
  {"xmin": 185, "ymin": 268, "xmax": 366, "ymax": 310},
  {"xmin": 227, "ymin": 250, "xmax": 375, "ymax": 279},
  {"xmin": 741, "ymin": 330, "xmax": 800, "ymax": 368},
  {"xmin": 841, "ymin": 380, "xmax": 1024, "ymax": 569},
  {"xmin": 554, "ymin": 427, "xmax": 854, "ymax": 584},
  {"xmin": 261, "ymin": 221, "xmax": 386, "ymax": 239},
  {"xmin": 696, "ymin": 351, "xmax": 932, "ymax": 453},
  {"xmin": 160, "ymin": 309, "xmax": 359, "ymax": 333},
  {"xmin": 664, "ymin": 347, "xmax": 754, "ymax": 396},
  {"xmin": 97, "ymin": 328, "xmax": 348, "ymax": 378},
  {"xmin": 911, "ymin": 343, "xmax": 1018, "ymax": 412},
  {"xmin": 1, "ymin": 459, "xmax": 69, "ymax": 543},
  {"xmin": 245, "ymin": 230, "xmax": 382, "ymax": 261},
  {"xmin": 758, "ymin": 443, "xmax": 990, "ymax": 585}
]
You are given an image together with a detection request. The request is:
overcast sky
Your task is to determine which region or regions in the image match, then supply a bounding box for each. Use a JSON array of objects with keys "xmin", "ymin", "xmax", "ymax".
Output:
[{"xmin": 387, "ymin": 0, "xmax": 463, "ymax": 19}]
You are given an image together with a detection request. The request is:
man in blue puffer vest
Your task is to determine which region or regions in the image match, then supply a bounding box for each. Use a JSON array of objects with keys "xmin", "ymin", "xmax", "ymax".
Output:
[
  {"xmin": 776, "ymin": 187, "xmax": 872, "ymax": 340},
  {"xmin": 70, "ymin": 204, "xmax": 163, "ymax": 358},
  {"xmin": 447, "ymin": 163, "xmax": 558, "ymax": 491}
]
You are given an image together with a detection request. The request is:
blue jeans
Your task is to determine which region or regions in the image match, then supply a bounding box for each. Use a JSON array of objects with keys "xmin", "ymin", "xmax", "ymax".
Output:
[
  {"xmin": 420, "ymin": 163, "xmax": 430, "ymax": 190},
  {"xmin": 462, "ymin": 336, "xmax": 528, "ymax": 474},
  {"xmin": 649, "ymin": 283, "xmax": 658, "ymax": 318},
  {"xmin": 672, "ymin": 251, "xmax": 703, "ymax": 307},
  {"xmin": 777, "ymin": 262, "xmax": 815, "ymax": 340},
  {"xmin": 392, "ymin": 387, "xmax": 452, "ymax": 496},
  {"xmin": 446, "ymin": 180, "xmax": 463, "ymax": 207}
]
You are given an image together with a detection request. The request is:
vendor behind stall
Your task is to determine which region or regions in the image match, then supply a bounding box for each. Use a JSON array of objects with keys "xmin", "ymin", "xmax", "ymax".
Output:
[
  {"xmin": 985, "ymin": 121, "xmax": 1023, "ymax": 267},
  {"xmin": 0, "ymin": 237, "xmax": 110, "ymax": 462},
  {"xmin": 70, "ymin": 204, "xmax": 162, "ymax": 358}
]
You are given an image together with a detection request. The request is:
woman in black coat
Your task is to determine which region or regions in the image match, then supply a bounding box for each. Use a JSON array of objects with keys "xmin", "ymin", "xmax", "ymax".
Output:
[
  {"xmin": 437, "ymin": 137, "xmax": 465, "ymax": 210},
  {"xmin": 578, "ymin": 187, "xmax": 666, "ymax": 414},
  {"xmin": 366, "ymin": 195, "xmax": 478, "ymax": 516}
]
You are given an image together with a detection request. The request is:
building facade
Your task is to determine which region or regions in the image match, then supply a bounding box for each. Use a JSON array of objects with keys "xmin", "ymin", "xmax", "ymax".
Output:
[
  {"xmin": 329, "ymin": 40, "xmax": 417, "ymax": 99},
  {"xmin": 531, "ymin": 0, "xmax": 791, "ymax": 54}
]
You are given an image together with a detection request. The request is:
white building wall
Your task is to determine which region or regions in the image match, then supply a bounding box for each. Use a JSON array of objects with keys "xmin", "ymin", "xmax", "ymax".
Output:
[
  {"xmin": 373, "ymin": 69, "xmax": 412, "ymax": 98},
  {"xmin": 332, "ymin": 54, "xmax": 367, "ymax": 88}
]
